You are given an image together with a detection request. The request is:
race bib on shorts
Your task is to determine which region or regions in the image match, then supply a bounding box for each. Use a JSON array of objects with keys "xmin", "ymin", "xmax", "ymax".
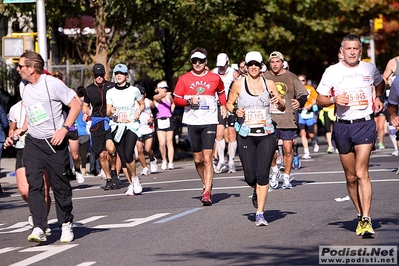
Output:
[{"xmin": 157, "ymin": 118, "xmax": 170, "ymax": 129}]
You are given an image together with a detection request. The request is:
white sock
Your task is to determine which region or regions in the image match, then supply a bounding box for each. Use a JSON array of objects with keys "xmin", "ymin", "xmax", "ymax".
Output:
[
  {"xmin": 284, "ymin": 174, "xmax": 290, "ymax": 184},
  {"xmin": 389, "ymin": 134, "xmax": 398, "ymax": 150},
  {"xmin": 271, "ymin": 165, "xmax": 279, "ymax": 173},
  {"xmin": 304, "ymin": 148, "xmax": 309, "ymax": 154},
  {"xmin": 216, "ymin": 139, "xmax": 225, "ymax": 164},
  {"xmin": 228, "ymin": 141, "xmax": 237, "ymax": 165}
]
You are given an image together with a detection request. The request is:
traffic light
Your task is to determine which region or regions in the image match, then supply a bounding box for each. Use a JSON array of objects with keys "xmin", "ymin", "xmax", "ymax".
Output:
[{"xmin": 374, "ymin": 15, "xmax": 383, "ymax": 32}]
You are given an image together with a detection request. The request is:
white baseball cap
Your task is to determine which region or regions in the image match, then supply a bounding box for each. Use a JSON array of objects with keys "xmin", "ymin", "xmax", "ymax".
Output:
[
  {"xmin": 216, "ymin": 53, "xmax": 229, "ymax": 67},
  {"xmin": 245, "ymin": 51, "xmax": 263, "ymax": 64}
]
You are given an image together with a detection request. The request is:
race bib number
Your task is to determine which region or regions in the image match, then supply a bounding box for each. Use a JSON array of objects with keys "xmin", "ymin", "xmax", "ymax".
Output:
[
  {"xmin": 270, "ymin": 99, "xmax": 285, "ymax": 114},
  {"xmin": 245, "ymin": 109, "xmax": 266, "ymax": 126},
  {"xmin": 26, "ymin": 103, "xmax": 50, "ymax": 125},
  {"xmin": 114, "ymin": 110, "xmax": 130, "ymax": 123},
  {"xmin": 158, "ymin": 118, "xmax": 170, "ymax": 129},
  {"xmin": 343, "ymin": 87, "xmax": 368, "ymax": 110}
]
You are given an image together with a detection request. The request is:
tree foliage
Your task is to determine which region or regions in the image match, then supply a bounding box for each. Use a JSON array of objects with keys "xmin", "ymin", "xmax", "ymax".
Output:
[{"xmin": 1, "ymin": 0, "xmax": 396, "ymax": 85}]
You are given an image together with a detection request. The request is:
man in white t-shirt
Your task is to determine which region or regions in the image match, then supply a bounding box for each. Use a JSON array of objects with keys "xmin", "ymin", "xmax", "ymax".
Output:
[
  {"xmin": 316, "ymin": 34, "xmax": 385, "ymax": 237},
  {"xmin": 212, "ymin": 53, "xmax": 239, "ymax": 173}
]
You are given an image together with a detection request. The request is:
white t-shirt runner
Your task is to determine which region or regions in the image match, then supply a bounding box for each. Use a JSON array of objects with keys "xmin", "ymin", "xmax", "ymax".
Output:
[{"xmin": 317, "ymin": 61, "xmax": 383, "ymax": 120}]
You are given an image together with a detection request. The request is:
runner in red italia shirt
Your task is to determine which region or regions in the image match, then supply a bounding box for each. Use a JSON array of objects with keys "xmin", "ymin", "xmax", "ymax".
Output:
[{"xmin": 174, "ymin": 47, "xmax": 227, "ymax": 206}]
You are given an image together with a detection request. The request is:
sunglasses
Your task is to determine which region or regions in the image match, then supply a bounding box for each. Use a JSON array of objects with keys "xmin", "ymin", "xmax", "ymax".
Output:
[
  {"xmin": 191, "ymin": 58, "xmax": 206, "ymax": 65},
  {"xmin": 17, "ymin": 64, "xmax": 29, "ymax": 69},
  {"xmin": 114, "ymin": 71, "xmax": 127, "ymax": 76},
  {"xmin": 246, "ymin": 61, "xmax": 262, "ymax": 67},
  {"xmin": 94, "ymin": 74, "xmax": 104, "ymax": 78}
]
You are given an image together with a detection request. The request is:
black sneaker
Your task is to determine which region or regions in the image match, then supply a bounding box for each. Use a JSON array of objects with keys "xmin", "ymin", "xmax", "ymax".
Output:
[
  {"xmin": 104, "ymin": 179, "xmax": 114, "ymax": 190},
  {"xmin": 111, "ymin": 175, "xmax": 120, "ymax": 189},
  {"xmin": 252, "ymin": 190, "xmax": 258, "ymax": 209},
  {"xmin": 110, "ymin": 170, "xmax": 120, "ymax": 189}
]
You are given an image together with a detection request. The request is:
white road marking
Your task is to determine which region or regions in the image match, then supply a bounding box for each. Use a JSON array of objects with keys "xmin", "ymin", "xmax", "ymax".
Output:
[
  {"xmin": 9, "ymin": 244, "xmax": 78, "ymax": 266},
  {"xmin": 0, "ymin": 247, "xmax": 21, "ymax": 254},
  {"xmin": 93, "ymin": 213, "xmax": 170, "ymax": 229}
]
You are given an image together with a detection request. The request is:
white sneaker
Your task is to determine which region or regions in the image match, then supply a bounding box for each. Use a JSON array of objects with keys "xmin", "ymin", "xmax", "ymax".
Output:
[
  {"xmin": 28, "ymin": 213, "xmax": 33, "ymax": 228},
  {"xmin": 28, "ymin": 227, "xmax": 47, "ymax": 242},
  {"xmin": 168, "ymin": 163, "xmax": 174, "ymax": 170},
  {"xmin": 302, "ymin": 153, "xmax": 311, "ymax": 159},
  {"xmin": 100, "ymin": 169, "xmax": 106, "ymax": 180},
  {"xmin": 132, "ymin": 177, "xmax": 143, "ymax": 194},
  {"xmin": 150, "ymin": 158, "xmax": 158, "ymax": 172},
  {"xmin": 161, "ymin": 160, "xmax": 167, "ymax": 170},
  {"xmin": 125, "ymin": 184, "xmax": 134, "ymax": 196},
  {"xmin": 75, "ymin": 171, "xmax": 85, "ymax": 184},
  {"xmin": 313, "ymin": 143, "xmax": 320, "ymax": 153},
  {"xmin": 141, "ymin": 166, "xmax": 150, "ymax": 176},
  {"xmin": 60, "ymin": 222, "xmax": 74, "ymax": 243},
  {"xmin": 228, "ymin": 163, "xmax": 236, "ymax": 173},
  {"xmin": 392, "ymin": 150, "xmax": 399, "ymax": 156},
  {"xmin": 269, "ymin": 171, "xmax": 280, "ymax": 190},
  {"xmin": 214, "ymin": 162, "xmax": 228, "ymax": 173},
  {"xmin": 45, "ymin": 226, "xmax": 52, "ymax": 236}
]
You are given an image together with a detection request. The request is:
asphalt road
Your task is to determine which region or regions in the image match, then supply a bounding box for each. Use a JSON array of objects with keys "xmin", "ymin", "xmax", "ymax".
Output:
[{"xmin": 1, "ymin": 140, "xmax": 399, "ymax": 266}]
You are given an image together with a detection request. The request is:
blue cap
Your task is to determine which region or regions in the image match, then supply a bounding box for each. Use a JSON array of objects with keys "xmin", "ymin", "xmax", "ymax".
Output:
[{"xmin": 113, "ymin": 63, "xmax": 128, "ymax": 74}]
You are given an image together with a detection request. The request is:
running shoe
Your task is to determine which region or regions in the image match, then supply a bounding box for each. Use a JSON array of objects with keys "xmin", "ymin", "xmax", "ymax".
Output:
[
  {"xmin": 45, "ymin": 226, "xmax": 52, "ymax": 236},
  {"xmin": 75, "ymin": 171, "xmax": 85, "ymax": 184},
  {"xmin": 28, "ymin": 227, "xmax": 47, "ymax": 242},
  {"xmin": 132, "ymin": 177, "xmax": 143, "ymax": 194},
  {"xmin": 252, "ymin": 190, "xmax": 258, "ymax": 209},
  {"xmin": 313, "ymin": 143, "xmax": 320, "ymax": 153},
  {"xmin": 282, "ymin": 181, "xmax": 293, "ymax": 189},
  {"xmin": 28, "ymin": 213, "xmax": 33, "ymax": 228},
  {"xmin": 161, "ymin": 160, "xmax": 168, "ymax": 170},
  {"xmin": 125, "ymin": 184, "xmax": 134, "ymax": 196},
  {"xmin": 361, "ymin": 218, "xmax": 375, "ymax": 236},
  {"xmin": 100, "ymin": 169, "xmax": 106, "ymax": 180},
  {"xmin": 396, "ymin": 168, "xmax": 399, "ymax": 175},
  {"xmin": 168, "ymin": 163, "xmax": 174, "ymax": 170},
  {"xmin": 201, "ymin": 191, "xmax": 212, "ymax": 206},
  {"xmin": 212, "ymin": 158, "xmax": 218, "ymax": 169},
  {"xmin": 111, "ymin": 170, "xmax": 120, "ymax": 189},
  {"xmin": 279, "ymin": 161, "xmax": 285, "ymax": 171},
  {"xmin": 377, "ymin": 143, "xmax": 385, "ymax": 150},
  {"xmin": 214, "ymin": 162, "xmax": 228, "ymax": 174},
  {"xmin": 269, "ymin": 171, "xmax": 280, "ymax": 189},
  {"xmin": 392, "ymin": 150, "xmax": 399, "ymax": 156},
  {"xmin": 355, "ymin": 216, "xmax": 363, "ymax": 236},
  {"xmin": 255, "ymin": 213, "xmax": 268, "ymax": 226},
  {"xmin": 60, "ymin": 222, "xmax": 74, "ymax": 243},
  {"xmin": 228, "ymin": 163, "xmax": 236, "ymax": 173},
  {"xmin": 150, "ymin": 157, "xmax": 158, "ymax": 172},
  {"xmin": 141, "ymin": 166, "xmax": 150, "ymax": 176},
  {"xmin": 327, "ymin": 146, "xmax": 335, "ymax": 154},
  {"xmin": 302, "ymin": 153, "xmax": 311, "ymax": 159},
  {"xmin": 104, "ymin": 178, "xmax": 114, "ymax": 190},
  {"xmin": 292, "ymin": 155, "xmax": 301, "ymax": 170}
]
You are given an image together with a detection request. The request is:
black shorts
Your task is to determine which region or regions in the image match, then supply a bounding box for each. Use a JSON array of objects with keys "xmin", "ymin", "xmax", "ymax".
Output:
[
  {"xmin": 15, "ymin": 148, "xmax": 24, "ymax": 170},
  {"xmin": 90, "ymin": 122, "xmax": 113, "ymax": 156},
  {"xmin": 227, "ymin": 115, "xmax": 236, "ymax": 127},
  {"xmin": 138, "ymin": 132, "xmax": 154, "ymax": 143},
  {"xmin": 67, "ymin": 130, "xmax": 79, "ymax": 141},
  {"xmin": 188, "ymin": 124, "xmax": 217, "ymax": 152}
]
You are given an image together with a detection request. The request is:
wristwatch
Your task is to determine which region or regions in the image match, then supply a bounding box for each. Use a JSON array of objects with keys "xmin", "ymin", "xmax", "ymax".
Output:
[
  {"xmin": 375, "ymin": 96, "xmax": 383, "ymax": 101},
  {"xmin": 62, "ymin": 125, "xmax": 70, "ymax": 131}
]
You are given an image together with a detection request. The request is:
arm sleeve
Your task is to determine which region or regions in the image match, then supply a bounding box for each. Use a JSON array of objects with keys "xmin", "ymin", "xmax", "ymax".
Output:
[{"xmin": 216, "ymin": 78, "xmax": 226, "ymax": 105}]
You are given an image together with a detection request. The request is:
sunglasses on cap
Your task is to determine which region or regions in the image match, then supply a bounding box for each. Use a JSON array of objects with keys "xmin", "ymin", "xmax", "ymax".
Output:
[
  {"xmin": 191, "ymin": 58, "xmax": 206, "ymax": 65},
  {"xmin": 246, "ymin": 61, "xmax": 262, "ymax": 67},
  {"xmin": 114, "ymin": 71, "xmax": 127, "ymax": 76}
]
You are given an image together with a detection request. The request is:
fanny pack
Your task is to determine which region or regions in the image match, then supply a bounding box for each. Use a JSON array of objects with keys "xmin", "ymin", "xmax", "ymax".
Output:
[{"xmin": 234, "ymin": 118, "xmax": 275, "ymax": 137}]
